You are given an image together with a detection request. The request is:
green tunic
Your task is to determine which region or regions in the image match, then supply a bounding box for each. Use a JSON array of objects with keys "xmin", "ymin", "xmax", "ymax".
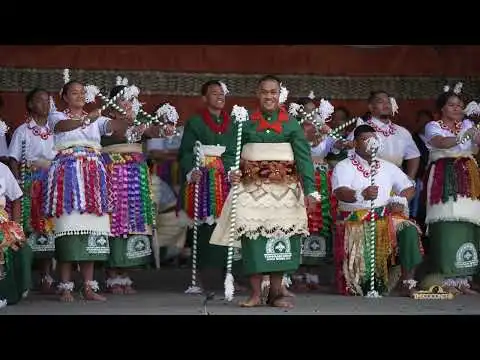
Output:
[
  {"xmin": 223, "ymin": 109, "xmax": 316, "ymax": 275},
  {"xmin": 178, "ymin": 111, "xmax": 237, "ymax": 269}
]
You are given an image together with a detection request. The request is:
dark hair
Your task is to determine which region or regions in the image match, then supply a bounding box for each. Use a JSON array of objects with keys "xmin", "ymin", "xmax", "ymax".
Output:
[
  {"xmin": 258, "ymin": 74, "xmax": 282, "ymax": 86},
  {"xmin": 61, "ymin": 80, "xmax": 83, "ymax": 102},
  {"xmin": 334, "ymin": 106, "xmax": 350, "ymax": 119},
  {"xmin": 201, "ymin": 80, "xmax": 222, "ymax": 96},
  {"xmin": 353, "ymin": 124, "xmax": 376, "ymax": 140},
  {"xmin": 368, "ymin": 90, "xmax": 390, "ymax": 104},
  {"xmin": 26, "ymin": 87, "xmax": 48, "ymax": 112},
  {"xmin": 435, "ymin": 91, "xmax": 465, "ymax": 111},
  {"xmin": 296, "ymin": 97, "xmax": 315, "ymax": 107},
  {"xmin": 110, "ymin": 85, "xmax": 127, "ymax": 99},
  {"xmin": 361, "ymin": 111, "xmax": 372, "ymax": 121}
]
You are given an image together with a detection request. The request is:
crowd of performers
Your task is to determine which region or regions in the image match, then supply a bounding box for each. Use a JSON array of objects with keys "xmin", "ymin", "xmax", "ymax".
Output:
[{"xmin": 1, "ymin": 70, "xmax": 480, "ymax": 310}]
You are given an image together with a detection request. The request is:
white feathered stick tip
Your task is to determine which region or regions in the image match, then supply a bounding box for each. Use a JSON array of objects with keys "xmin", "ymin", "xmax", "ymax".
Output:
[
  {"xmin": 365, "ymin": 135, "xmax": 382, "ymax": 155},
  {"xmin": 464, "ymin": 101, "xmax": 480, "ymax": 117},
  {"xmin": 63, "ymin": 69, "xmax": 70, "ymax": 84},
  {"xmin": 317, "ymin": 98, "xmax": 335, "ymax": 123},
  {"xmin": 49, "ymin": 96, "xmax": 57, "ymax": 113},
  {"xmin": 443, "ymin": 85, "xmax": 450, "ymax": 93},
  {"xmin": 84, "ymin": 84, "xmax": 100, "ymax": 104},
  {"xmin": 288, "ymin": 103, "xmax": 301, "ymax": 117},
  {"xmin": 308, "ymin": 90, "xmax": 315, "ymax": 100},
  {"xmin": 219, "ymin": 81, "xmax": 229, "ymax": 96},
  {"xmin": 279, "ymin": 83, "xmax": 289, "ymax": 104},
  {"xmin": 0, "ymin": 121, "xmax": 9, "ymax": 137},
  {"xmin": 156, "ymin": 103, "xmax": 179, "ymax": 124},
  {"xmin": 123, "ymin": 85, "xmax": 140, "ymax": 101},
  {"xmin": 231, "ymin": 105, "xmax": 249, "ymax": 123},
  {"xmin": 390, "ymin": 97, "xmax": 399, "ymax": 115}
]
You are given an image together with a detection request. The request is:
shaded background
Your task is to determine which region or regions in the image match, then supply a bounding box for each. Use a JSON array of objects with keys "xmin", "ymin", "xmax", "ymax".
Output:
[{"xmin": 1, "ymin": 45, "xmax": 479, "ymax": 131}]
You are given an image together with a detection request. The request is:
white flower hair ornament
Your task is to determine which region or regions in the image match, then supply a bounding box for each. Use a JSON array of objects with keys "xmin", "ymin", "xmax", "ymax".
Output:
[
  {"xmin": 453, "ymin": 82, "xmax": 463, "ymax": 95},
  {"xmin": 390, "ymin": 97, "xmax": 399, "ymax": 116},
  {"xmin": 444, "ymin": 82, "xmax": 463, "ymax": 95},
  {"xmin": 219, "ymin": 81, "xmax": 229, "ymax": 96},
  {"xmin": 156, "ymin": 103, "xmax": 179, "ymax": 124},
  {"xmin": 279, "ymin": 83, "xmax": 289, "ymax": 104}
]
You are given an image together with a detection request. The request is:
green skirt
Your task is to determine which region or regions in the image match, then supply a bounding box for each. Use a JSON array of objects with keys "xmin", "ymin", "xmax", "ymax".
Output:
[
  {"xmin": 429, "ymin": 221, "xmax": 480, "ymax": 277},
  {"xmin": 0, "ymin": 245, "xmax": 33, "ymax": 305},
  {"xmin": 192, "ymin": 224, "xmax": 228, "ymax": 269},
  {"xmin": 55, "ymin": 234, "xmax": 110, "ymax": 262},
  {"xmin": 301, "ymin": 235, "xmax": 330, "ymax": 266},
  {"xmin": 107, "ymin": 235, "xmax": 153, "ymax": 268},
  {"xmin": 27, "ymin": 232, "xmax": 55, "ymax": 260},
  {"xmin": 241, "ymin": 235, "xmax": 301, "ymax": 276}
]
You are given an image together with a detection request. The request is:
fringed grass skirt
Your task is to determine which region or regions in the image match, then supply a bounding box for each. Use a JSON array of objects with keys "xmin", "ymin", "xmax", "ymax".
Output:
[
  {"xmin": 45, "ymin": 147, "xmax": 111, "ymax": 262},
  {"xmin": 425, "ymin": 156, "xmax": 480, "ymax": 278},
  {"xmin": 102, "ymin": 151, "xmax": 155, "ymax": 268},
  {"xmin": 302, "ymin": 163, "xmax": 337, "ymax": 265},
  {"xmin": 23, "ymin": 166, "xmax": 55, "ymax": 258},
  {"xmin": 334, "ymin": 207, "xmax": 423, "ymax": 296},
  {"xmin": 183, "ymin": 156, "xmax": 230, "ymax": 225}
]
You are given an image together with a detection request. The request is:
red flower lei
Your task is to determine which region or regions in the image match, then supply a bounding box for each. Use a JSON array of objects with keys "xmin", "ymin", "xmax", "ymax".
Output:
[
  {"xmin": 366, "ymin": 118, "xmax": 396, "ymax": 137},
  {"xmin": 437, "ymin": 119, "xmax": 462, "ymax": 135},
  {"xmin": 26, "ymin": 117, "xmax": 52, "ymax": 140},
  {"xmin": 250, "ymin": 106, "xmax": 289, "ymax": 134},
  {"xmin": 349, "ymin": 154, "xmax": 381, "ymax": 178},
  {"xmin": 63, "ymin": 108, "xmax": 88, "ymax": 120},
  {"xmin": 201, "ymin": 109, "xmax": 230, "ymax": 134}
]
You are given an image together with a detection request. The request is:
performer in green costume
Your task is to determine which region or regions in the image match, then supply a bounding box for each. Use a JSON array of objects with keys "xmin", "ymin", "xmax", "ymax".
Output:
[
  {"xmin": 0, "ymin": 161, "xmax": 31, "ymax": 308},
  {"xmin": 178, "ymin": 80, "xmax": 238, "ymax": 292},
  {"xmin": 423, "ymin": 83, "xmax": 480, "ymax": 294},
  {"xmin": 211, "ymin": 75, "xmax": 319, "ymax": 308}
]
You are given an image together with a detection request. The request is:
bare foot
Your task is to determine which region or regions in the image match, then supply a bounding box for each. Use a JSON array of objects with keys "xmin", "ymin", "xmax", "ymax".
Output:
[
  {"xmin": 40, "ymin": 275, "xmax": 56, "ymax": 294},
  {"xmin": 59, "ymin": 291, "xmax": 74, "ymax": 302},
  {"xmin": 84, "ymin": 289, "xmax": 107, "ymax": 301},
  {"xmin": 281, "ymin": 287, "xmax": 295, "ymax": 298},
  {"xmin": 459, "ymin": 285, "xmax": 479, "ymax": 295},
  {"xmin": 267, "ymin": 295, "xmax": 294, "ymax": 309},
  {"xmin": 83, "ymin": 281, "xmax": 107, "ymax": 301},
  {"xmin": 239, "ymin": 295, "xmax": 263, "ymax": 307}
]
